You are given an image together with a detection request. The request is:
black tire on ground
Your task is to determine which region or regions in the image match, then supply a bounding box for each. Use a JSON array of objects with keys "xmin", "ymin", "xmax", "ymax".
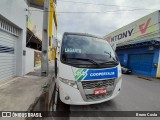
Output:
[
  {"xmin": 52, "ymin": 84, "xmax": 70, "ymax": 112},
  {"xmin": 56, "ymin": 91, "xmax": 70, "ymax": 111},
  {"xmin": 55, "ymin": 58, "xmax": 57, "ymax": 78}
]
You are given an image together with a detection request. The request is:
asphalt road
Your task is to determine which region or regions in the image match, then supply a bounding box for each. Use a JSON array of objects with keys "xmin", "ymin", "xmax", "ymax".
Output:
[{"xmin": 47, "ymin": 74, "xmax": 160, "ymax": 120}]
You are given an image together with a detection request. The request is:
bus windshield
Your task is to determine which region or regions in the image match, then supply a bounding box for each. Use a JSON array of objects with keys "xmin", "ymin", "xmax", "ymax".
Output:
[{"xmin": 61, "ymin": 34, "xmax": 119, "ymax": 67}]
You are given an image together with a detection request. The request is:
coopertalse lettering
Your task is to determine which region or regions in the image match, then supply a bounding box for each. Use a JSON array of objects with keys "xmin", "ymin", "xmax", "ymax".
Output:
[{"xmin": 90, "ymin": 72, "xmax": 115, "ymax": 76}]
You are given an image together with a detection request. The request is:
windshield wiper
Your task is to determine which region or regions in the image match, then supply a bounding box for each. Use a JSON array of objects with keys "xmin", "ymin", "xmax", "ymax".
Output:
[
  {"xmin": 99, "ymin": 60, "xmax": 119, "ymax": 65},
  {"xmin": 99, "ymin": 51, "xmax": 119, "ymax": 65},
  {"xmin": 67, "ymin": 58, "xmax": 100, "ymax": 66},
  {"xmin": 104, "ymin": 51, "xmax": 118, "ymax": 62}
]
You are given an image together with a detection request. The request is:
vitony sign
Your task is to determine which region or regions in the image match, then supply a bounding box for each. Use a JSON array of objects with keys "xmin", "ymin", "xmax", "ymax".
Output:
[
  {"xmin": 106, "ymin": 18, "xmax": 151, "ymax": 44},
  {"xmin": 104, "ymin": 11, "xmax": 159, "ymax": 46},
  {"xmin": 107, "ymin": 28, "xmax": 134, "ymax": 42}
]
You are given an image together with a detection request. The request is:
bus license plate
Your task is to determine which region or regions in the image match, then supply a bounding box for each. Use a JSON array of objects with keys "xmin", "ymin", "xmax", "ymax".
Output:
[{"xmin": 94, "ymin": 88, "xmax": 107, "ymax": 95}]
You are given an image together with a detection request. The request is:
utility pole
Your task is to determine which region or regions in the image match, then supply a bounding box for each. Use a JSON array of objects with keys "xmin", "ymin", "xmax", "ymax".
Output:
[
  {"xmin": 41, "ymin": 0, "xmax": 50, "ymax": 76},
  {"xmin": 49, "ymin": 0, "xmax": 54, "ymax": 61}
]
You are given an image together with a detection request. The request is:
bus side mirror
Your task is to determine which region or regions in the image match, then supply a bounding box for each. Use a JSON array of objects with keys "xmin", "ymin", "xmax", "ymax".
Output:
[{"xmin": 57, "ymin": 41, "xmax": 61, "ymax": 48}]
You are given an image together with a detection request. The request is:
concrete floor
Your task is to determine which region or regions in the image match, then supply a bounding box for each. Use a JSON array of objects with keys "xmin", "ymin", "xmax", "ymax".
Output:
[
  {"xmin": 1, "ymin": 71, "xmax": 159, "ymax": 120},
  {"xmin": 48, "ymin": 74, "xmax": 160, "ymax": 120},
  {"xmin": 70, "ymin": 74, "xmax": 160, "ymax": 111},
  {"xmin": 70, "ymin": 74, "xmax": 160, "ymax": 120},
  {"xmin": 0, "ymin": 62, "xmax": 55, "ymax": 120},
  {"xmin": 0, "ymin": 75, "xmax": 47, "ymax": 111}
]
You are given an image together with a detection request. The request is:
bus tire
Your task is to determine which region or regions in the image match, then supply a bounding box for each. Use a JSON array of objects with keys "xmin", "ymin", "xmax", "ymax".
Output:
[
  {"xmin": 56, "ymin": 91, "xmax": 70, "ymax": 111},
  {"xmin": 52, "ymin": 84, "xmax": 70, "ymax": 112},
  {"xmin": 55, "ymin": 58, "xmax": 57, "ymax": 78}
]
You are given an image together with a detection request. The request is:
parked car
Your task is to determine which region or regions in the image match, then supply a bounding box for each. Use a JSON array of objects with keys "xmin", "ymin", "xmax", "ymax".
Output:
[{"xmin": 121, "ymin": 66, "xmax": 132, "ymax": 74}]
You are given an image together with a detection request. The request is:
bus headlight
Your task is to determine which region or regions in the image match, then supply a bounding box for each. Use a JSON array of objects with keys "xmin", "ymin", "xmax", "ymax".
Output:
[{"xmin": 60, "ymin": 78, "xmax": 78, "ymax": 89}]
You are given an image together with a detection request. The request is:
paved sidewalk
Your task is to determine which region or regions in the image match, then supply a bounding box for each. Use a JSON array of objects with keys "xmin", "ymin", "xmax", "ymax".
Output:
[
  {"xmin": 0, "ymin": 76, "xmax": 45, "ymax": 111},
  {"xmin": 0, "ymin": 62, "xmax": 54, "ymax": 118}
]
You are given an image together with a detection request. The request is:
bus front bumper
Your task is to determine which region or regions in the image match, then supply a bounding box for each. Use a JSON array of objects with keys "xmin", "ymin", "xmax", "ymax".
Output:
[{"xmin": 59, "ymin": 79, "xmax": 122, "ymax": 105}]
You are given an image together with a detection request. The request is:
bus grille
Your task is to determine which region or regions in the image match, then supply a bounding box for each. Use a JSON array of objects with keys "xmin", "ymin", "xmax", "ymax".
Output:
[
  {"xmin": 86, "ymin": 91, "xmax": 112, "ymax": 100},
  {"xmin": 82, "ymin": 79, "xmax": 115, "ymax": 89}
]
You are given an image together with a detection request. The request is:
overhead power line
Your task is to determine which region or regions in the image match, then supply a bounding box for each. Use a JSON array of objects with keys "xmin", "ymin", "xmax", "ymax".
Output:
[
  {"xmin": 27, "ymin": 9, "xmax": 155, "ymax": 14},
  {"xmin": 57, "ymin": 0, "xmax": 156, "ymax": 10},
  {"xmin": 57, "ymin": 9, "xmax": 154, "ymax": 14}
]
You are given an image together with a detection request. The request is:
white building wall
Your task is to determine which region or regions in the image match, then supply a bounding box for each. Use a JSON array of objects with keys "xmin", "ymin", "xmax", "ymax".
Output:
[
  {"xmin": 25, "ymin": 48, "xmax": 35, "ymax": 74},
  {"xmin": 0, "ymin": 0, "xmax": 28, "ymax": 76},
  {"xmin": 25, "ymin": 48, "xmax": 41, "ymax": 74}
]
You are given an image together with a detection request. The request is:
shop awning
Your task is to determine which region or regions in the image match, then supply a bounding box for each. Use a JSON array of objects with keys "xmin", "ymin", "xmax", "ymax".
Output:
[
  {"xmin": 26, "ymin": 28, "xmax": 42, "ymax": 51},
  {"xmin": 117, "ymin": 39, "xmax": 160, "ymax": 50}
]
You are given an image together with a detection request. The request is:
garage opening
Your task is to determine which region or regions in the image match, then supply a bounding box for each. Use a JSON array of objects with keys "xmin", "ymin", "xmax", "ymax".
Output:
[
  {"xmin": 0, "ymin": 16, "xmax": 19, "ymax": 81},
  {"xmin": 128, "ymin": 54, "xmax": 154, "ymax": 76}
]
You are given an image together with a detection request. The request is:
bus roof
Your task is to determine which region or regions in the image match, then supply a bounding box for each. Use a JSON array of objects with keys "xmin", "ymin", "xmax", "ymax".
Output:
[{"xmin": 63, "ymin": 32, "xmax": 103, "ymax": 40}]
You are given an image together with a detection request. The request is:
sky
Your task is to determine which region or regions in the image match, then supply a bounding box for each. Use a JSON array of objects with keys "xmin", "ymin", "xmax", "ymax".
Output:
[{"xmin": 29, "ymin": 0, "xmax": 160, "ymax": 39}]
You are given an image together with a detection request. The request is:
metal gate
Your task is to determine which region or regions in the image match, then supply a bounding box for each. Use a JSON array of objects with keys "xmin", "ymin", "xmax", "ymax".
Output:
[
  {"xmin": 128, "ymin": 54, "xmax": 154, "ymax": 76},
  {"xmin": 0, "ymin": 30, "xmax": 17, "ymax": 81},
  {"xmin": 0, "ymin": 17, "xmax": 19, "ymax": 81},
  {"xmin": 118, "ymin": 54, "xmax": 124, "ymax": 66}
]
